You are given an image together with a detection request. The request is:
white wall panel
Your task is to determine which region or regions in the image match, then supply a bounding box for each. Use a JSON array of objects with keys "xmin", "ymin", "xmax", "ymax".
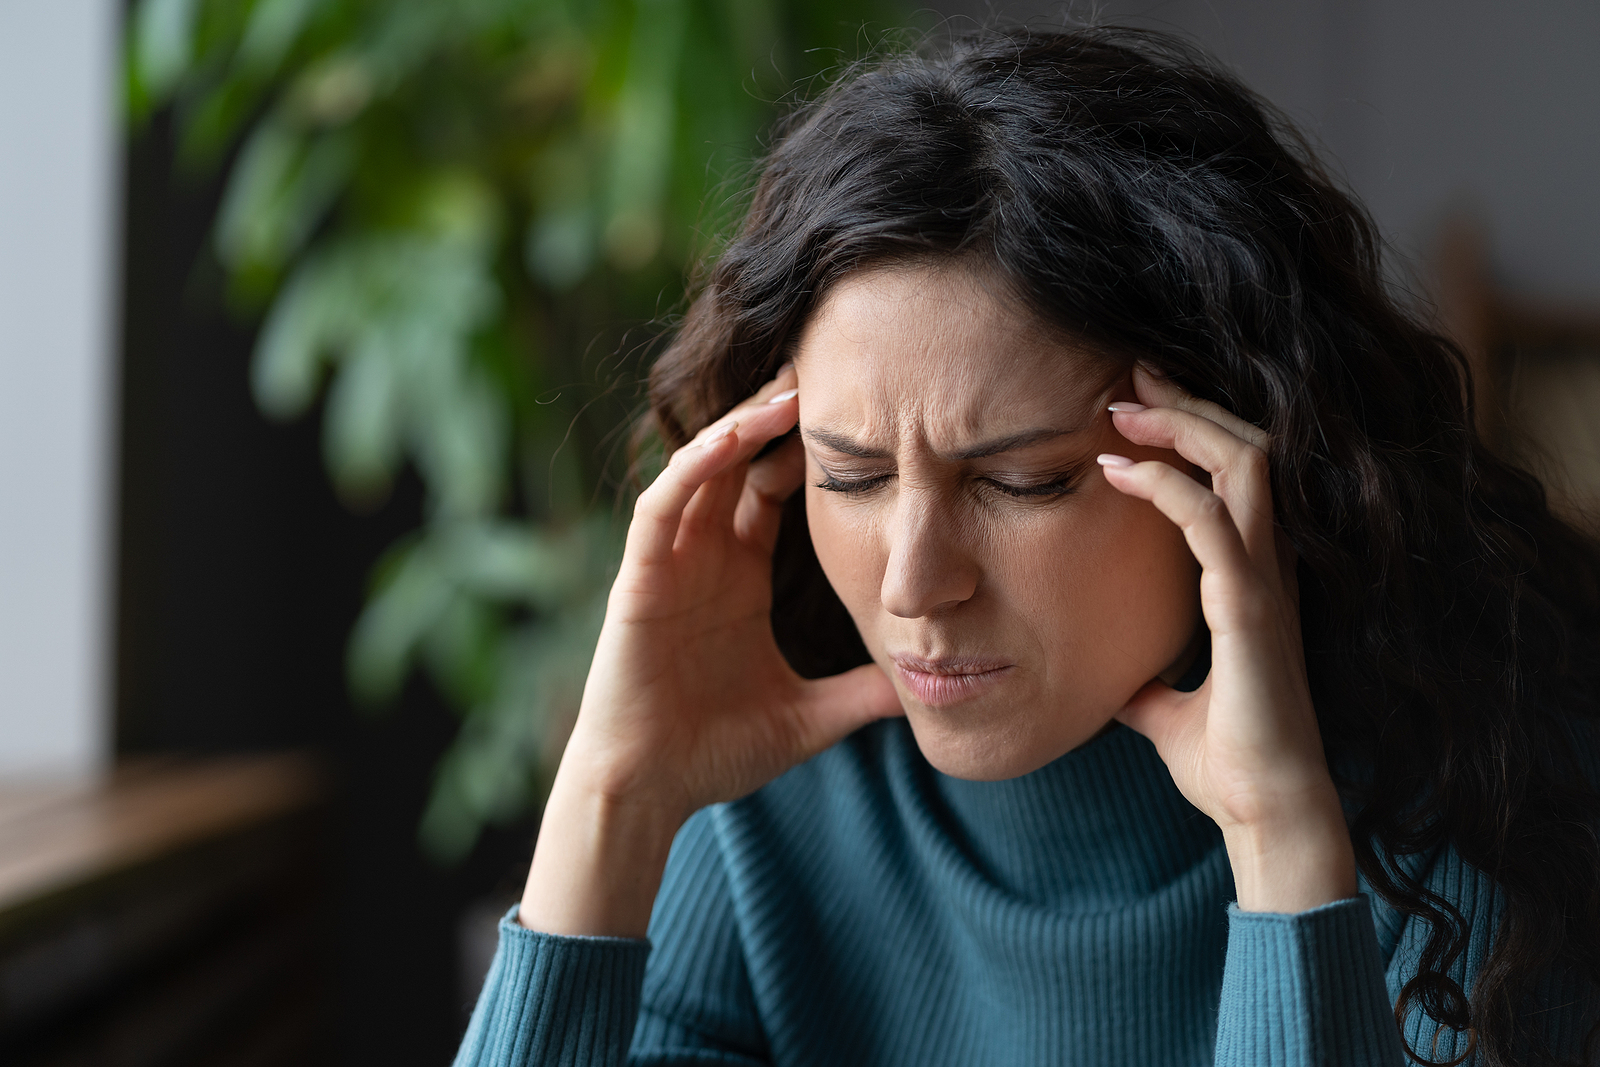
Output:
[{"xmin": 0, "ymin": 0, "xmax": 118, "ymax": 778}]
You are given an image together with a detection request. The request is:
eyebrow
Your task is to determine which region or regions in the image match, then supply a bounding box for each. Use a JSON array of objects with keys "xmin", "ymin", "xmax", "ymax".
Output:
[{"xmin": 802, "ymin": 425, "xmax": 1082, "ymax": 461}]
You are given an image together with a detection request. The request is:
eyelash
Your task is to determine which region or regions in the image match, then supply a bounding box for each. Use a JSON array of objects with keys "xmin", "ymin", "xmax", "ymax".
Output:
[
  {"xmin": 814, "ymin": 474, "xmax": 892, "ymax": 496},
  {"xmin": 814, "ymin": 471, "xmax": 1086, "ymax": 499}
]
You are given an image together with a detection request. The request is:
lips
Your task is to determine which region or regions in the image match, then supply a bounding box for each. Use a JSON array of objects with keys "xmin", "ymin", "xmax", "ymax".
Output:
[{"xmin": 891, "ymin": 654, "xmax": 1015, "ymax": 707}]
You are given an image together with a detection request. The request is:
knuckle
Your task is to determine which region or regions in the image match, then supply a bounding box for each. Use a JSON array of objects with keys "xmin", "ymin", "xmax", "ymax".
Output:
[
  {"xmin": 1193, "ymin": 492, "xmax": 1231, "ymax": 525},
  {"xmin": 1237, "ymin": 443, "xmax": 1270, "ymax": 478},
  {"xmin": 634, "ymin": 480, "xmax": 673, "ymax": 519}
]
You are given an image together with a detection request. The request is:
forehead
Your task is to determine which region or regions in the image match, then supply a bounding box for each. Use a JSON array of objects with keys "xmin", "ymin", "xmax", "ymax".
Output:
[{"xmin": 793, "ymin": 265, "xmax": 1118, "ymax": 443}]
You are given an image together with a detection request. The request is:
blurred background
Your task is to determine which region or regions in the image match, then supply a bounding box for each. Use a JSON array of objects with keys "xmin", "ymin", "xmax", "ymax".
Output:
[{"xmin": 1, "ymin": 1, "xmax": 1596, "ymax": 1064}]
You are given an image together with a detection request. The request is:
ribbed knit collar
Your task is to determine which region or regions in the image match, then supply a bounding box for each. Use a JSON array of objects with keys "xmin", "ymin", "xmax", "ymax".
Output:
[{"xmin": 914, "ymin": 638, "xmax": 1224, "ymax": 908}]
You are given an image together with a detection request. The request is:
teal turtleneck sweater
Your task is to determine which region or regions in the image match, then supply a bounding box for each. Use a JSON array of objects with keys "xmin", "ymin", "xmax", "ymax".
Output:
[{"xmin": 453, "ymin": 714, "xmax": 1596, "ymax": 1066}]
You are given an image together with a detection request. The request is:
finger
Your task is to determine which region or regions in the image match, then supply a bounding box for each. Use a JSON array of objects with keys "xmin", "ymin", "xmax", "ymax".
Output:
[
  {"xmin": 681, "ymin": 364, "xmax": 800, "ymax": 465},
  {"xmin": 1108, "ymin": 404, "xmax": 1277, "ymax": 562},
  {"xmin": 735, "ymin": 434, "xmax": 805, "ymax": 552},
  {"xmin": 626, "ymin": 423, "xmax": 743, "ymax": 569},
  {"xmin": 676, "ymin": 371, "xmax": 801, "ymax": 536},
  {"xmin": 791, "ymin": 663, "xmax": 904, "ymax": 757},
  {"xmin": 1098, "ymin": 456, "xmax": 1271, "ymax": 634},
  {"xmin": 1132, "ymin": 362, "xmax": 1268, "ymax": 450},
  {"xmin": 1115, "ymin": 675, "xmax": 1204, "ymax": 761},
  {"xmin": 678, "ymin": 450, "xmax": 750, "ymax": 545}
]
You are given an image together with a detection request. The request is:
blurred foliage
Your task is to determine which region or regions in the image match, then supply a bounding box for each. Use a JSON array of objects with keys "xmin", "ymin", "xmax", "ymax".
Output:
[{"xmin": 127, "ymin": 0, "xmax": 912, "ymax": 861}]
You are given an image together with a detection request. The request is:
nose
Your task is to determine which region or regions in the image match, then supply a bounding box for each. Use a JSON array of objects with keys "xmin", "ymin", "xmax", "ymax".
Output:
[{"xmin": 879, "ymin": 491, "xmax": 980, "ymax": 619}]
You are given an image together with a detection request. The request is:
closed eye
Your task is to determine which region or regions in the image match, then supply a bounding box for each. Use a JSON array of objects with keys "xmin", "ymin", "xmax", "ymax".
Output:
[
  {"xmin": 982, "ymin": 473, "xmax": 1085, "ymax": 498},
  {"xmin": 814, "ymin": 473, "xmax": 892, "ymax": 495},
  {"xmin": 815, "ymin": 468, "xmax": 1089, "ymax": 498}
]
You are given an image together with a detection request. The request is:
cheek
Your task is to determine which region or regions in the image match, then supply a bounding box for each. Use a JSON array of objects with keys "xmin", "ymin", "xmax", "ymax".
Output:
[
  {"xmin": 1064, "ymin": 422, "xmax": 1201, "ymax": 614},
  {"xmin": 1084, "ymin": 495, "xmax": 1194, "ymax": 599},
  {"xmin": 1002, "ymin": 486, "xmax": 1199, "ymax": 663}
]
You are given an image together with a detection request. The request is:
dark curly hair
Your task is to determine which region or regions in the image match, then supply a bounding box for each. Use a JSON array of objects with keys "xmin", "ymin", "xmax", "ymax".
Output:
[{"xmin": 641, "ymin": 25, "xmax": 1600, "ymax": 1065}]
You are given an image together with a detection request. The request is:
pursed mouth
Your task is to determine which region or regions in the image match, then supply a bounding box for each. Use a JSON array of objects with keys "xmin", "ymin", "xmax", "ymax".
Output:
[
  {"xmin": 891, "ymin": 655, "xmax": 1012, "ymax": 676},
  {"xmin": 890, "ymin": 655, "xmax": 1015, "ymax": 706}
]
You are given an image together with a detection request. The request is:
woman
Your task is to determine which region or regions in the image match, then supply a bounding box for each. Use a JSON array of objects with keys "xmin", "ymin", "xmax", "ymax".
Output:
[{"xmin": 455, "ymin": 26, "xmax": 1600, "ymax": 1067}]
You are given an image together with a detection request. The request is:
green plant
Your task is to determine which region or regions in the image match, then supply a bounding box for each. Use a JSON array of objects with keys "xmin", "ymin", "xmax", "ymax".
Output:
[{"xmin": 127, "ymin": 0, "xmax": 912, "ymax": 861}]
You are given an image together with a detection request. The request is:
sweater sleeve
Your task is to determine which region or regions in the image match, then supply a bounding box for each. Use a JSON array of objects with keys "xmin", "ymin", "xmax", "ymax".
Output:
[
  {"xmin": 1215, "ymin": 844, "xmax": 1599, "ymax": 1066},
  {"xmin": 451, "ymin": 914, "xmax": 651, "ymax": 1067},
  {"xmin": 452, "ymin": 810, "xmax": 769, "ymax": 1067},
  {"xmin": 1214, "ymin": 896, "xmax": 1406, "ymax": 1066}
]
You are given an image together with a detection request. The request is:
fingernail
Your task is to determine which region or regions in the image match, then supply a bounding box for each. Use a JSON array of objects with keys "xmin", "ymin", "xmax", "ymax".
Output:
[
  {"xmin": 768, "ymin": 388, "xmax": 799, "ymax": 404},
  {"xmin": 1097, "ymin": 453, "xmax": 1134, "ymax": 468},
  {"xmin": 1107, "ymin": 402, "xmax": 1147, "ymax": 413},
  {"xmin": 776, "ymin": 361, "xmax": 794, "ymax": 376}
]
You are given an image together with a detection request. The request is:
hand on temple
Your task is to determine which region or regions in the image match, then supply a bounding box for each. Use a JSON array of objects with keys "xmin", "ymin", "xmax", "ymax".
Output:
[
  {"xmin": 1101, "ymin": 364, "xmax": 1357, "ymax": 913},
  {"xmin": 520, "ymin": 364, "xmax": 901, "ymax": 938}
]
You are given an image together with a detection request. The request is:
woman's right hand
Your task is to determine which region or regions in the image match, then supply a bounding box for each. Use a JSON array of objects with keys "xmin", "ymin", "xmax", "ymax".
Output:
[{"xmin": 519, "ymin": 365, "xmax": 902, "ymax": 937}]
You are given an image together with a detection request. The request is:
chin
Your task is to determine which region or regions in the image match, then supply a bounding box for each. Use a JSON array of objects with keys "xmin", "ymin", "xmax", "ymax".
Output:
[{"xmin": 901, "ymin": 704, "xmax": 1114, "ymax": 782}]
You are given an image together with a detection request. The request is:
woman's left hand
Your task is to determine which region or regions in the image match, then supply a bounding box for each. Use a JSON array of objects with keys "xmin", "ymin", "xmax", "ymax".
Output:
[{"xmin": 1098, "ymin": 363, "xmax": 1357, "ymax": 913}]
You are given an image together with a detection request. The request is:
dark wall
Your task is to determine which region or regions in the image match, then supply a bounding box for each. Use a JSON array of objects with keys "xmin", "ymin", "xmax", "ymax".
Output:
[
  {"xmin": 118, "ymin": 110, "xmax": 535, "ymax": 1066},
  {"xmin": 933, "ymin": 0, "xmax": 1600, "ymax": 300}
]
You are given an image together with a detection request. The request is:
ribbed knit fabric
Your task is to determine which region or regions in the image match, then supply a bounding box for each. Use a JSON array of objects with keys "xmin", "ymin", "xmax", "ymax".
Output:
[
  {"xmin": 455, "ymin": 926, "xmax": 650, "ymax": 1066},
  {"xmin": 454, "ymin": 717, "xmax": 1597, "ymax": 1066},
  {"xmin": 1218, "ymin": 902, "xmax": 1399, "ymax": 1064}
]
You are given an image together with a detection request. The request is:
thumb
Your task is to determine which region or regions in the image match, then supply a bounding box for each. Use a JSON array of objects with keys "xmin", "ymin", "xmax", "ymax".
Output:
[
  {"xmin": 1114, "ymin": 676, "xmax": 1200, "ymax": 756},
  {"xmin": 793, "ymin": 663, "xmax": 904, "ymax": 755}
]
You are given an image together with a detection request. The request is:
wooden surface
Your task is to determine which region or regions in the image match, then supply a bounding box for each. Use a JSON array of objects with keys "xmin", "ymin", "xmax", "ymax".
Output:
[
  {"xmin": 0, "ymin": 754, "xmax": 329, "ymax": 1065},
  {"xmin": 0, "ymin": 754, "xmax": 322, "ymax": 921}
]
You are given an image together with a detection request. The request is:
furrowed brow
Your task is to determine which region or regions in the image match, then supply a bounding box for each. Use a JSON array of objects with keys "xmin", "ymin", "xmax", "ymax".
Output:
[
  {"xmin": 948, "ymin": 427, "xmax": 1079, "ymax": 460},
  {"xmin": 802, "ymin": 428, "xmax": 891, "ymax": 458},
  {"xmin": 802, "ymin": 425, "xmax": 1083, "ymax": 461}
]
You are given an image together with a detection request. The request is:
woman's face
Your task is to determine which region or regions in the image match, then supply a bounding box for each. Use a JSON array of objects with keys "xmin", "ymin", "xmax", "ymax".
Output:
[{"xmin": 795, "ymin": 265, "xmax": 1202, "ymax": 780}]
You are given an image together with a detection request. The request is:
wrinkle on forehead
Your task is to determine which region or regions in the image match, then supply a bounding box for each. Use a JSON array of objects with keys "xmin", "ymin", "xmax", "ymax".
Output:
[{"xmin": 794, "ymin": 263, "xmax": 1122, "ymax": 452}]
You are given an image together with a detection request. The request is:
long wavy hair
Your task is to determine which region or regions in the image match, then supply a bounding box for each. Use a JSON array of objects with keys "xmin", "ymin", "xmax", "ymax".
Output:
[{"xmin": 641, "ymin": 26, "xmax": 1600, "ymax": 1065}]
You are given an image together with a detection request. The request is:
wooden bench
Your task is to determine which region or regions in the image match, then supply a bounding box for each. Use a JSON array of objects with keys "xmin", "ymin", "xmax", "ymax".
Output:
[{"xmin": 0, "ymin": 754, "xmax": 328, "ymax": 1066}]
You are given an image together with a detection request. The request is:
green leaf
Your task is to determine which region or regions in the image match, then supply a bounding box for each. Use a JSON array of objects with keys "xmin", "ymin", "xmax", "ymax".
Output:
[
  {"xmin": 132, "ymin": 0, "xmax": 200, "ymax": 101},
  {"xmin": 286, "ymin": 52, "xmax": 376, "ymax": 126},
  {"xmin": 252, "ymin": 240, "xmax": 362, "ymax": 418},
  {"xmin": 421, "ymin": 594, "xmax": 500, "ymax": 708},
  {"xmin": 418, "ymin": 593, "xmax": 606, "ymax": 862},
  {"xmin": 323, "ymin": 333, "xmax": 405, "ymax": 502},
  {"xmin": 412, "ymin": 169, "xmax": 502, "ymax": 249},
  {"xmin": 602, "ymin": 0, "xmax": 688, "ymax": 270},
  {"xmin": 347, "ymin": 542, "xmax": 454, "ymax": 705},
  {"xmin": 436, "ymin": 520, "xmax": 594, "ymax": 607},
  {"xmin": 215, "ymin": 120, "xmax": 356, "ymax": 277},
  {"xmin": 257, "ymin": 230, "xmax": 506, "ymax": 514},
  {"xmin": 409, "ymin": 359, "xmax": 507, "ymax": 519},
  {"xmin": 237, "ymin": 0, "xmax": 319, "ymax": 73}
]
